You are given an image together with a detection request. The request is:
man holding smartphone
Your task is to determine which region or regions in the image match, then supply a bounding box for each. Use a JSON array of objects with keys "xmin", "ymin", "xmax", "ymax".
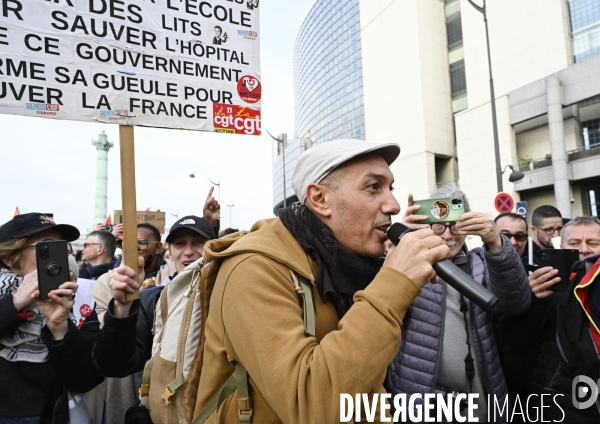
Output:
[
  {"xmin": 387, "ymin": 184, "xmax": 530, "ymax": 422},
  {"xmin": 500, "ymin": 216, "xmax": 600, "ymax": 422}
]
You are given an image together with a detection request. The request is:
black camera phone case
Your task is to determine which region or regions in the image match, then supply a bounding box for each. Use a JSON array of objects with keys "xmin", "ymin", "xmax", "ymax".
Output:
[
  {"xmin": 36, "ymin": 240, "xmax": 70, "ymax": 300},
  {"xmin": 540, "ymin": 248, "xmax": 579, "ymax": 292}
]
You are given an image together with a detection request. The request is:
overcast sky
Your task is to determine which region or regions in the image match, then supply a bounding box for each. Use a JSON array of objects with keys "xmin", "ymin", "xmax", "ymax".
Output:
[{"xmin": 0, "ymin": 0, "xmax": 316, "ymax": 235}]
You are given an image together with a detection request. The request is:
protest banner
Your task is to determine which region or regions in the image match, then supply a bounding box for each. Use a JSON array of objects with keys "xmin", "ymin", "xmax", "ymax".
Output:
[
  {"xmin": 114, "ymin": 209, "xmax": 167, "ymax": 234},
  {"xmin": 0, "ymin": 0, "xmax": 262, "ymax": 299},
  {"xmin": 0, "ymin": 0, "xmax": 262, "ymax": 134}
]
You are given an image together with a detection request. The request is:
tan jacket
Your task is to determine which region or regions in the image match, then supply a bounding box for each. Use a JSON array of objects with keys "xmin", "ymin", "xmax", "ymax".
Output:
[
  {"xmin": 194, "ymin": 218, "xmax": 420, "ymax": 423},
  {"xmin": 92, "ymin": 259, "xmax": 177, "ymax": 325}
]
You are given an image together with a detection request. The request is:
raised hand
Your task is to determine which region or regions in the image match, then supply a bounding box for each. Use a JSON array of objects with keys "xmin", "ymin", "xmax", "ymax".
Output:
[
  {"xmin": 35, "ymin": 277, "xmax": 77, "ymax": 341},
  {"xmin": 112, "ymin": 223, "xmax": 124, "ymax": 238},
  {"xmin": 109, "ymin": 256, "xmax": 144, "ymax": 318},
  {"xmin": 402, "ymin": 194, "xmax": 430, "ymax": 230},
  {"xmin": 528, "ymin": 267, "xmax": 561, "ymax": 300},
  {"xmin": 12, "ymin": 270, "xmax": 39, "ymax": 311},
  {"xmin": 455, "ymin": 211, "xmax": 503, "ymax": 252},
  {"xmin": 203, "ymin": 186, "xmax": 220, "ymax": 227}
]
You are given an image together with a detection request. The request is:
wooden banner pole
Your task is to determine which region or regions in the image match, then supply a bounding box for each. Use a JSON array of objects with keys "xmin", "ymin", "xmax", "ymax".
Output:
[{"xmin": 120, "ymin": 125, "xmax": 140, "ymax": 301}]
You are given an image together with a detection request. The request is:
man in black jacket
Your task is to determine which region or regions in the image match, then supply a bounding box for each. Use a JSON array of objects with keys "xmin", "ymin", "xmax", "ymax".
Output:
[
  {"xmin": 500, "ymin": 216, "xmax": 600, "ymax": 423},
  {"xmin": 94, "ymin": 216, "xmax": 216, "ymax": 377},
  {"xmin": 79, "ymin": 230, "xmax": 117, "ymax": 280}
]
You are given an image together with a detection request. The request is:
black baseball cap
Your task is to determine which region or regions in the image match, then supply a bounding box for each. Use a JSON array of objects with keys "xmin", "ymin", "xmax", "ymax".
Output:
[
  {"xmin": 0, "ymin": 213, "xmax": 80, "ymax": 244},
  {"xmin": 165, "ymin": 215, "xmax": 215, "ymax": 243}
]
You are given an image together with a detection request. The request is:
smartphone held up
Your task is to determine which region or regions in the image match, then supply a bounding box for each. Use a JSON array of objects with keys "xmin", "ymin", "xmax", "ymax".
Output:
[
  {"xmin": 412, "ymin": 197, "xmax": 466, "ymax": 224},
  {"xmin": 36, "ymin": 240, "xmax": 70, "ymax": 300}
]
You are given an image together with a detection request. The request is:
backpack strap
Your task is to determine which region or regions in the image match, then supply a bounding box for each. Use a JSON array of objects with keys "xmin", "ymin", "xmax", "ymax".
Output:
[
  {"xmin": 193, "ymin": 270, "xmax": 315, "ymax": 423},
  {"xmin": 290, "ymin": 271, "xmax": 316, "ymax": 337},
  {"xmin": 139, "ymin": 288, "xmax": 170, "ymax": 409},
  {"xmin": 139, "ymin": 355, "xmax": 154, "ymax": 409},
  {"xmin": 235, "ymin": 362, "xmax": 253, "ymax": 423},
  {"xmin": 162, "ymin": 373, "xmax": 185, "ymax": 406},
  {"xmin": 193, "ymin": 362, "xmax": 250, "ymax": 424}
]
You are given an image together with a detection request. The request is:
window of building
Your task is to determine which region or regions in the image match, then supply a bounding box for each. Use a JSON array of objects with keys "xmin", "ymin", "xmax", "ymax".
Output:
[
  {"xmin": 579, "ymin": 95, "xmax": 600, "ymax": 147},
  {"xmin": 447, "ymin": 17, "xmax": 463, "ymax": 46},
  {"xmin": 587, "ymin": 185, "xmax": 600, "ymax": 216},
  {"xmin": 450, "ymin": 60, "xmax": 467, "ymax": 93},
  {"xmin": 569, "ymin": 0, "xmax": 600, "ymax": 62},
  {"xmin": 446, "ymin": 0, "xmax": 467, "ymax": 113}
]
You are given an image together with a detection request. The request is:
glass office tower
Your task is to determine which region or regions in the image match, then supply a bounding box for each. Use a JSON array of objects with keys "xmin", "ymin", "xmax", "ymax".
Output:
[{"xmin": 294, "ymin": 0, "xmax": 366, "ymax": 144}]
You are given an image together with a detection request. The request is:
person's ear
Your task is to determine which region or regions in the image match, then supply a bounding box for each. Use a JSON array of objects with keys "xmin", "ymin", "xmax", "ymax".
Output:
[
  {"xmin": 305, "ymin": 183, "xmax": 332, "ymax": 218},
  {"xmin": 156, "ymin": 242, "xmax": 163, "ymax": 252}
]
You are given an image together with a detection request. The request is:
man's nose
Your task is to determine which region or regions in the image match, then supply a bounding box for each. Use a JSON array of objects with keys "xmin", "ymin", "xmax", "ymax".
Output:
[
  {"xmin": 509, "ymin": 237, "xmax": 518, "ymax": 246},
  {"xmin": 382, "ymin": 191, "xmax": 400, "ymax": 216},
  {"xmin": 440, "ymin": 227, "xmax": 454, "ymax": 239}
]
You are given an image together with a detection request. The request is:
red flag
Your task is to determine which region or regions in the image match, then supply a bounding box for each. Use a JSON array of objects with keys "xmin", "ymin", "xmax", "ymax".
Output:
[
  {"xmin": 145, "ymin": 208, "xmax": 150, "ymax": 212},
  {"xmin": 105, "ymin": 214, "xmax": 112, "ymax": 225},
  {"xmin": 13, "ymin": 206, "xmax": 20, "ymax": 217}
]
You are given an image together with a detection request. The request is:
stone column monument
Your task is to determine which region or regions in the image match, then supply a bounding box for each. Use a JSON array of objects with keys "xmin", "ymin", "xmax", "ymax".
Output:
[{"xmin": 92, "ymin": 130, "xmax": 114, "ymax": 226}]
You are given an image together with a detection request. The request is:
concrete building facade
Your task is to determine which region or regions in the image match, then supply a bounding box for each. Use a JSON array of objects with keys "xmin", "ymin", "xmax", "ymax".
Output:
[
  {"xmin": 294, "ymin": 0, "xmax": 366, "ymax": 144},
  {"xmin": 358, "ymin": 0, "xmax": 600, "ymax": 222},
  {"xmin": 280, "ymin": 0, "xmax": 600, "ymax": 221}
]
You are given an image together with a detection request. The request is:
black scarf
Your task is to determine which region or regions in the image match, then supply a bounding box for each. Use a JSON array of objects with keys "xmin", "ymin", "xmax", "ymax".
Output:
[{"xmin": 279, "ymin": 203, "xmax": 382, "ymax": 318}]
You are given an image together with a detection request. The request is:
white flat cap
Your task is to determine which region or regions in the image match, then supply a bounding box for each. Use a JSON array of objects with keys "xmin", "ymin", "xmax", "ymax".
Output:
[{"xmin": 292, "ymin": 139, "xmax": 400, "ymax": 203}]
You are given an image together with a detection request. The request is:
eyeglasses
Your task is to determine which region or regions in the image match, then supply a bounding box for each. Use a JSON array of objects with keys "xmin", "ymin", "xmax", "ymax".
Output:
[
  {"xmin": 83, "ymin": 243, "xmax": 102, "ymax": 248},
  {"xmin": 137, "ymin": 239, "xmax": 160, "ymax": 249},
  {"xmin": 500, "ymin": 232, "xmax": 528, "ymax": 242},
  {"xmin": 431, "ymin": 222, "xmax": 460, "ymax": 235},
  {"xmin": 536, "ymin": 226, "xmax": 563, "ymax": 235}
]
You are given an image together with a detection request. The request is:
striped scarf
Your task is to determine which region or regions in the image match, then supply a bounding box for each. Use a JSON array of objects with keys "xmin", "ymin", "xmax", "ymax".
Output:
[{"xmin": 0, "ymin": 268, "xmax": 50, "ymax": 363}]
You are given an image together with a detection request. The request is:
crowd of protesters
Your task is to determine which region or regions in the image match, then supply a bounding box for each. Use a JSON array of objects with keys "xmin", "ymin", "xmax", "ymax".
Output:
[{"xmin": 1, "ymin": 139, "xmax": 600, "ymax": 423}]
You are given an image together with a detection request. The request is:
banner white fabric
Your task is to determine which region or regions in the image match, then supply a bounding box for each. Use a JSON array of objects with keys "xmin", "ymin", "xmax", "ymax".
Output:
[{"xmin": 0, "ymin": 0, "xmax": 261, "ymax": 135}]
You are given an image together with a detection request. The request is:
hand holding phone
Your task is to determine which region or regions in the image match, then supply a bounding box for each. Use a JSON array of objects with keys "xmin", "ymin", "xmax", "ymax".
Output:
[
  {"xmin": 36, "ymin": 241, "xmax": 70, "ymax": 300},
  {"xmin": 528, "ymin": 266, "xmax": 561, "ymax": 300},
  {"xmin": 412, "ymin": 197, "xmax": 466, "ymax": 223},
  {"xmin": 402, "ymin": 194, "xmax": 432, "ymax": 230},
  {"xmin": 540, "ymin": 249, "xmax": 579, "ymax": 292}
]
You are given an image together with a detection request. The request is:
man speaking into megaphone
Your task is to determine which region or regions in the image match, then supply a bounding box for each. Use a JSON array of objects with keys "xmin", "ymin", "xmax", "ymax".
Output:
[{"xmin": 386, "ymin": 184, "xmax": 530, "ymax": 423}]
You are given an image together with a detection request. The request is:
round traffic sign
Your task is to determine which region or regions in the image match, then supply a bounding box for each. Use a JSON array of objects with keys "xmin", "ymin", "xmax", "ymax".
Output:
[{"xmin": 494, "ymin": 192, "xmax": 514, "ymax": 213}]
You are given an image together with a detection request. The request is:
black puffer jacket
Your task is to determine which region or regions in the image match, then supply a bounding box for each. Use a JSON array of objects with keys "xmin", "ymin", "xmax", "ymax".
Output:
[{"xmin": 386, "ymin": 237, "xmax": 530, "ymax": 424}]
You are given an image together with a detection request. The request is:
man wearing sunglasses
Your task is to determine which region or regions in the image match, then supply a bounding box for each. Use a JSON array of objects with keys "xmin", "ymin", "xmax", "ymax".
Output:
[
  {"xmin": 79, "ymin": 230, "xmax": 118, "ymax": 280},
  {"xmin": 494, "ymin": 213, "xmax": 528, "ymax": 258}
]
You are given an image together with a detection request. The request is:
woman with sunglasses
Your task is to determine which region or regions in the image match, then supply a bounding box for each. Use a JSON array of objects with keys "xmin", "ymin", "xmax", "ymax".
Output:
[{"xmin": 0, "ymin": 213, "xmax": 103, "ymax": 423}]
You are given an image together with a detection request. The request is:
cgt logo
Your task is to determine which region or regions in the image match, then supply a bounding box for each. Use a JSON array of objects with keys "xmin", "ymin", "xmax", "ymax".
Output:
[{"xmin": 572, "ymin": 375, "xmax": 600, "ymax": 410}]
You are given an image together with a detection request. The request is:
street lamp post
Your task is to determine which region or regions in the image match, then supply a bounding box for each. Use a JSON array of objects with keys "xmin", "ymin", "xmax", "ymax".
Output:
[
  {"xmin": 189, "ymin": 171, "xmax": 221, "ymax": 205},
  {"xmin": 467, "ymin": 0, "xmax": 503, "ymax": 192},
  {"xmin": 227, "ymin": 204, "xmax": 235, "ymax": 228}
]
